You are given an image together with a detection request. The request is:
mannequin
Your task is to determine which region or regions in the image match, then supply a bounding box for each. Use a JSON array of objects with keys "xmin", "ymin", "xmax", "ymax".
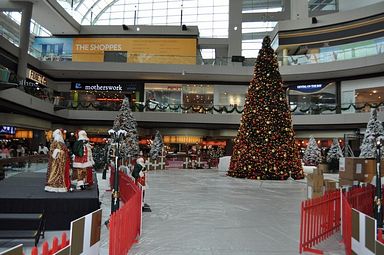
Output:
[
  {"xmin": 45, "ymin": 129, "xmax": 70, "ymax": 192},
  {"xmin": 72, "ymin": 130, "xmax": 94, "ymax": 190}
]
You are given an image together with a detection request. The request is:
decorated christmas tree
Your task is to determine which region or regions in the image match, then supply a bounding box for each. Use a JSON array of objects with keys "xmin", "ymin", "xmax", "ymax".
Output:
[
  {"xmin": 113, "ymin": 97, "xmax": 140, "ymax": 159},
  {"xmin": 326, "ymin": 138, "xmax": 343, "ymax": 172},
  {"xmin": 303, "ymin": 136, "xmax": 322, "ymax": 166},
  {"xmin": 149, "ymin": 130, "xmax": 164, "ymax": 160},
  {"xmin": 359, "ymin": 108, "xmax": 384, "ymax": 158},
  {"xmin": 227, "ymin": 36, "xmax": 304, "ymax": 180}
]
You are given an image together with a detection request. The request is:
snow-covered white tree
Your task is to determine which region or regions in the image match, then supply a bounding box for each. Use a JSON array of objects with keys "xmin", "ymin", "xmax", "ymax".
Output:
[
  {"xmin": 149, "ymin": 130, "xmax": 164, "ymax": 160},
  {"xmin": 359, "ymin": 108, "xmax": 384, "ymax": 158},
  {"xmin": 303, "ymin": 136, "xmax": 321, "ymax": 166},
  {"xmin": 112, "ymin": 97, "xmax": 140, "ymax": 159},
  {"xmin": 326, "ymin": 138, "xmax": 343, "ymax": 172}
]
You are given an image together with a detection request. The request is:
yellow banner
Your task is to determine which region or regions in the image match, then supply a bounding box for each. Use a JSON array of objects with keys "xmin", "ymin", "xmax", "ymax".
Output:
[{"xmin": 72, "ymin": 38, "xmax": 196, "ymax": 64}]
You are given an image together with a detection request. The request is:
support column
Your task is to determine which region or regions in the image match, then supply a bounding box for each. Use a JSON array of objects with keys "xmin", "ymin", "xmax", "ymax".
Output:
[
  {"xmin": 17, "ymin": 2, "xmax": 33, "ymax": 81},
  {"xmin": 282, "ymin": 48, "xmax": 289, "ymax": 66},
  {"xmin": 290, "ymin": 0, "xmax": 308, "ymax": 20},
  {"xmin": 228, "ymin": 0, "xmax": 242, "ymax": 66}
]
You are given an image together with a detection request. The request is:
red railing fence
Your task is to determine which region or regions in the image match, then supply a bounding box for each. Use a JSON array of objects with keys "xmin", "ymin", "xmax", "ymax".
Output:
[
  {"xmin": 299, "ymin": 190, "xmax": 341, "ymax": 254},
  {"xmin": 342, "ymin": 194, "xmax": 352, "ymax": 255},
  {"xmin": 109, "ymin": 172, "xmax": 142, "ymax": 255},
  {"xmin": 344, "ymin": 185, "xmax": 374, "ymax": 217},
  {"xmin": 29, "ymin": 232, "xmax": 69, "ymax": 255}
]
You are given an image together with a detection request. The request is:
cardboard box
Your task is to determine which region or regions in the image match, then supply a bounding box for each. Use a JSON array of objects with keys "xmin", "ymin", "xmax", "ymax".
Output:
[
  {"xmin": 307, "ymin": 170, "xmax": 324, "ymax": 198},
  {"xmin": 307, "ymin": 185, "xmax": 323, "ymax": 199},
  {"xmin": 324, "ymin": 179, "xmax": 337, "ymax": 191},
  {"xmin": 307, "ymin": 172, "xmax": 324, "ymax": 190},
  {"xmin": 339, "ymin": 157, "xmax": 365, "ymax": 181},
  {"xmin": 339, "ymin": 178, "xmax": 360, "ymax": 187},
  {"xmin": 318, "ymin": 163, "xmax": 329, "ymax": 173},
  {"xmin": 364, "ymin": 159, "xmax": 384, "ymax": 176}
]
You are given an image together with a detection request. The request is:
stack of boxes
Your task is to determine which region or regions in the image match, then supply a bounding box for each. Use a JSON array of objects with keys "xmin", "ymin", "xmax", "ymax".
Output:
[
  {"xmin": 306, "ymin": 167, "xmax": 338, "ymax": 198},
  {"xmin": 339, "ymin": 157, "xmax": 384, "ymax": 186}
]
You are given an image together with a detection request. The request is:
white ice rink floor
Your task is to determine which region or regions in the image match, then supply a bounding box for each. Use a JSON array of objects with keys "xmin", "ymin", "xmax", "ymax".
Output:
[{"xmin": 1, "ymin": 166, "xmax": 345, "ymax": 255}]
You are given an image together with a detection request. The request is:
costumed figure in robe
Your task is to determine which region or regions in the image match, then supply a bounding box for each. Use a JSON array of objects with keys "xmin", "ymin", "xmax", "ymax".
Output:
[
  {"xmin": 72, "ymin": 130, "xmax": 95, "ymax": 190},
  {"xmin": 45, "ymin": 129, "xmax": 70, "ymax": 192},
  {"xmin": 132, "ymin": 156, "xmax": 151, "ymax": 212}
]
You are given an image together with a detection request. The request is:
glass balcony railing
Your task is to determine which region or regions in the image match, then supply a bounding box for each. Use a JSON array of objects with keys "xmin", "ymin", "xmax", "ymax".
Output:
[{"xmin": 280, "ymin": 38, "xmax": 384, "ymax": 66}]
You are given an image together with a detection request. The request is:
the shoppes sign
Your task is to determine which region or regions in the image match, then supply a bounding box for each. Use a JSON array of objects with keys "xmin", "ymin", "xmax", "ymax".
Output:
[{"xmin": 71, "ymin": 82, "xmax": 137, "ymax": 92}]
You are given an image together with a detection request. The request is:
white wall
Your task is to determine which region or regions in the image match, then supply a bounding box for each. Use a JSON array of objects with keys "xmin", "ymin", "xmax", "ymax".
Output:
[{"xmin": 339, "ymin": 0, "xmax": 384, "ymax": 11}]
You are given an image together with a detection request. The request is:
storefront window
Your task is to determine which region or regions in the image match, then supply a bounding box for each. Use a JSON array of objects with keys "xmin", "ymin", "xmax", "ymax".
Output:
[
  {"xmin": 182, "ymin": 84, "xmax": 214, "ymax": 114},
  {"xmin": 341, "ymin": 77, "xmax": 384, "ymax": 113},
  {"xmin": 288, "ymin": 82, "xmax": 336, "ymax": 115},
  {"xmin": 144, "ymin": 83, "xmax": 182, "ymax": 112}
]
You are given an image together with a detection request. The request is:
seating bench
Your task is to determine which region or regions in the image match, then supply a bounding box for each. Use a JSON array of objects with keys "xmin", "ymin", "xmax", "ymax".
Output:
[{"xmin": 0, "ymin": 213, "xmax": 45, "ymax": 246}]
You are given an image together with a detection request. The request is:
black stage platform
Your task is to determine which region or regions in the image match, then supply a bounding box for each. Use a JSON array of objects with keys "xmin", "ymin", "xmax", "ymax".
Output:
[{"xmin": 0, "ymin": 172, "xmax": 100, "ymax": 230}]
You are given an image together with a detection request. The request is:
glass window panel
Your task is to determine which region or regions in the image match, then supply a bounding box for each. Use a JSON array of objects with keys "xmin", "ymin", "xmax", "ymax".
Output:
[
  {"xmin": 97, "ymin": 19, "xmax": 110, "ymax": 25},
  {"xmin": 139, "ymin": 10, "xmax": 152, "ymax": 17},
  {"xmin": 183, "ymin": 0, "xmax": 198, "ymax": 8},
  {"xmin": 197, "ymin": 15, "xmax": 213, "ymax": 22},
  {"xmin": 138, "ymin": 17, "xmax": 152, "ymax": 24},
  {"xmin": 183, "ymin": 15, "xmax": 197, "ymax": 23},
  {"xmin": 214, "ymin": 6, "xmax": 228, "ymax": 13},
  {"xmin": 200, "ymin": 29, "xmax": 213, "ymax": 38},
  {"xmin": 153, "ymin": 16, "xmax": 167, "ymax": 24},
  {"xmin": 198, "ymin": 7, "xmax": 214, "ymax": 14},
  {"xmin": 212, "ymin": 29, "xmax": 227, "ymax": 38},
  {"xmin": 140, "ymin": 3, "xmax": 153, "ymax": 10},
  {"xmin": 77, "ymin": 3, "xmax": 89, "ymax": 13},
  {"xmin": 212, "ymin": 13, "xmax": 228, "ymax": 21},
  {"xmin": 168, "ymin": 8, "xmax": 180, "ymax": 16},
  {"xmin": 242, "ymin": 49, "xmax": 259, "ymax": 58},
  {"xmin": 197, "ymin": 22, "xmax": 212, "ymax": 29},
  {"xmin": 183, "ymin": 8, "xmax": 197, "ymax": 15},
  {"xmin": 198, "ymin": 0, "xmax": 214, "ymax": 7},
  {"xmin": 153, "ymin": 2, "xmax": 168, "ymax": 9},
  {"xmin": 167, "ymin": 16, "xmax": 180, "ymax": 23},
  {"xmin": 110, "ymin": 5, "xmax": 122, "ymax": 12},
  {"xmin": 111, "ymin": 12, "xmax": 126, "ymax": 19},
  {"xmin": 110, "ymin": 19, "xmax": 122, "ymax": 25},
  {"xmin": 213, "ymin": 21, "xmax": 228, "ymax": 29}
]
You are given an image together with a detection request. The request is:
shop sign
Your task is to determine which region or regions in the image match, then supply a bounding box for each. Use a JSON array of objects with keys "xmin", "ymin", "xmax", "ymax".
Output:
[
  {"xmin": 0, "ymin": 126, "xmax": 16, "ymax": 135},
  {"xmin": 71, "ymin": 82, "xmax": 137, "ymax": 92},
  {"xmin": 27, "ymin": 69, "xmax": 47, "ymax": 86},
  {"xmin": 19, "ymin": 79, "xmax": 39, "ymax": 87},
  {"xmin": 291, "ymin": 83, "xmax": 326, "ymax": 93}
]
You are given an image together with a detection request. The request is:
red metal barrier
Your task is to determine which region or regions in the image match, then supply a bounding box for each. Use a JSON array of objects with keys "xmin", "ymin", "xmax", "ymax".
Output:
[
  {"xmin": 299, "ymin": 191, "xmax": 341, "ymax": 254},
  {"xmin": 30, "ymin": 232, "xmax": 69, "ymax": 255},
  {"xmin": 344, "ymin": 185, "xmax": 374, "ymax": 217},
  {"xmin": 109, "ymin": 172, "xmax": 142, "ymax": 255},
  {"xmin": 342, "ymin": 194, "xmax": 352, "ymax": 255}
]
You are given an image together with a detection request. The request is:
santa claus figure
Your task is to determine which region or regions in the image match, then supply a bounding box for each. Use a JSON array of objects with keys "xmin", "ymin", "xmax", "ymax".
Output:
[
  {"xmin": 72, "ymin": 130, "xmax": 94, "ymax": 190},
  {"xmin": 45, "ymin": 129, "xmax": 70, "ymax": 192}
]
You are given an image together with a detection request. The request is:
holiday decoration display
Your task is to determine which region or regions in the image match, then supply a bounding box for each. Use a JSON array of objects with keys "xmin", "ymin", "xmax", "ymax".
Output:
[
  {"xmin": 112, "ymin": 98, "xmax": 140, "ymax": 159},
  {"xmin": 359, "ymin": 108, "xmax": 384, "ymax": 158},
  {"xmin": 149, "ymin": 130, "xmax": 164, "ymax": 160},
  {"xmin": 326, "ymin": 138, "xmax": 343, "ymax": 172},
  {"xmin": 93, "ymin": 143, "xmax": 109, "ymax": 171},
  {"xmin": 227, "ymin": 36, "xmax": 304, "ymax": 180},
  {"xmin": 303, "ymin": 136, "xmax": 322, "ymax": 166}
]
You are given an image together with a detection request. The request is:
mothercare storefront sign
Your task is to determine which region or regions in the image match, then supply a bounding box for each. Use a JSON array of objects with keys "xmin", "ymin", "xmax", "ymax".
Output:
[{"xmin": 71, "ymin": 81, "xmax": 137, "ymax": 92}]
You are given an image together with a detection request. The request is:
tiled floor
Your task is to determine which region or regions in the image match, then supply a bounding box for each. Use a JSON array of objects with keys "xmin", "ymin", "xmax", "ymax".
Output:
[{"xmin": 0, "ymin": 164, "xmax": 345, "ymax": 255}]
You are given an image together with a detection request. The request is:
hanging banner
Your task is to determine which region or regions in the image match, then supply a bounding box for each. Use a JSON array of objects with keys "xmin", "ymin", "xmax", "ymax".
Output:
[{"xmin": 72, "ymin": 38, "xmax": 197, "ymax": 64}]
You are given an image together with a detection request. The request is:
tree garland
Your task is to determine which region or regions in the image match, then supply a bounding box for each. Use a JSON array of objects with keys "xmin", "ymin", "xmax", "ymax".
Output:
[{"xmin": 58, "ymin": 100, "xmax": 384, "ymax": 114}]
